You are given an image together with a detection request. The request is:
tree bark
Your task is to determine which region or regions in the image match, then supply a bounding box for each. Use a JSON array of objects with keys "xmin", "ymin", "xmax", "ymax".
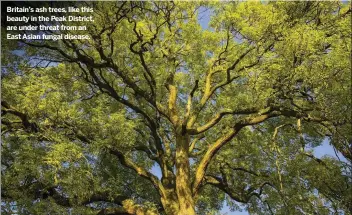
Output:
[
  {"xmin": 175, "ymin": 131, "xmax": 196, "ymax": 215},
  {"xmin": 160, "ymin": 189, "xmax": 179, "ymax": 215}
]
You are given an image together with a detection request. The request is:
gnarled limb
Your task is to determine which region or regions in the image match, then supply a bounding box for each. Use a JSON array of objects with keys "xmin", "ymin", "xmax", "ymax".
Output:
[
  {"xmin": 109, "ymin": 149, "xmax": 166, "ymax": 199},
  {"xmin": 192, "ymin": 111, "xmax": 278, "ymax": 196},
  {"xmin": 188, "ymin": 107, "xmax": 260, "ymax": 135}
]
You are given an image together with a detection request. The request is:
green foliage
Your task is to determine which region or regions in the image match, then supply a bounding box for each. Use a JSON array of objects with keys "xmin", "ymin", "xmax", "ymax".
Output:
[{"xmin": 2, "ymin": 1, "xmax": 351, "ymax": 215}]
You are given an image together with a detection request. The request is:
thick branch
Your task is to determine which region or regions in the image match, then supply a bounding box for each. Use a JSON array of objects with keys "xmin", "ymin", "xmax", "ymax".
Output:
[
  {"xmin": 1, "ymin": 101, "xmax": 39, "ymax": 132},
  {"xmin": 109, "ymin": 149, "xmax": 166, "ymax": 198},
  {"xmin": 193, "ymin": 111, "xmax": 277, "ymax": 196},
  {"xmin": 188, "ymin": 107, "xmax": 260, "ymax": 135},
  {"xmin": 189, "ymin": 134, "xmax": 205, "ymax": 154},
  {"xmin": 192, "ymin": 128, "xmax": 239, "ymax": 196}
]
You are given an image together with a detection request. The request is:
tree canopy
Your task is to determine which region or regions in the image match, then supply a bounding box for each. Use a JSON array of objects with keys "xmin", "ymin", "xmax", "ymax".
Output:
[{"xmin": 1, "ymin": 1, "xmax": 351, "ymax": 215}]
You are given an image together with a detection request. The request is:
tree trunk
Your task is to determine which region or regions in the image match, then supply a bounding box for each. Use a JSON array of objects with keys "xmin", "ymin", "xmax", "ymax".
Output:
[
  {"xmin": 175, "ymin": 131, "xmax": 196, "ymax": 215},
  {"xmin": 160, "ymin": 188, "xmax": 179, "ymax": 215}
]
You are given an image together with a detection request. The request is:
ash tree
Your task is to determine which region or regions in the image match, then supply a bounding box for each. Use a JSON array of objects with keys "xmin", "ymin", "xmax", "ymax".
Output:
[{"xmin": 1, "ymin": 1, "xmax": 351, "ymax": 215}]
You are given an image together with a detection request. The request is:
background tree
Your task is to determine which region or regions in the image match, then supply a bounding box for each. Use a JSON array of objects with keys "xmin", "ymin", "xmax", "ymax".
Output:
[{"xmin": 1, "ymin": 1, "xmax": 351, "ymax": 215}]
